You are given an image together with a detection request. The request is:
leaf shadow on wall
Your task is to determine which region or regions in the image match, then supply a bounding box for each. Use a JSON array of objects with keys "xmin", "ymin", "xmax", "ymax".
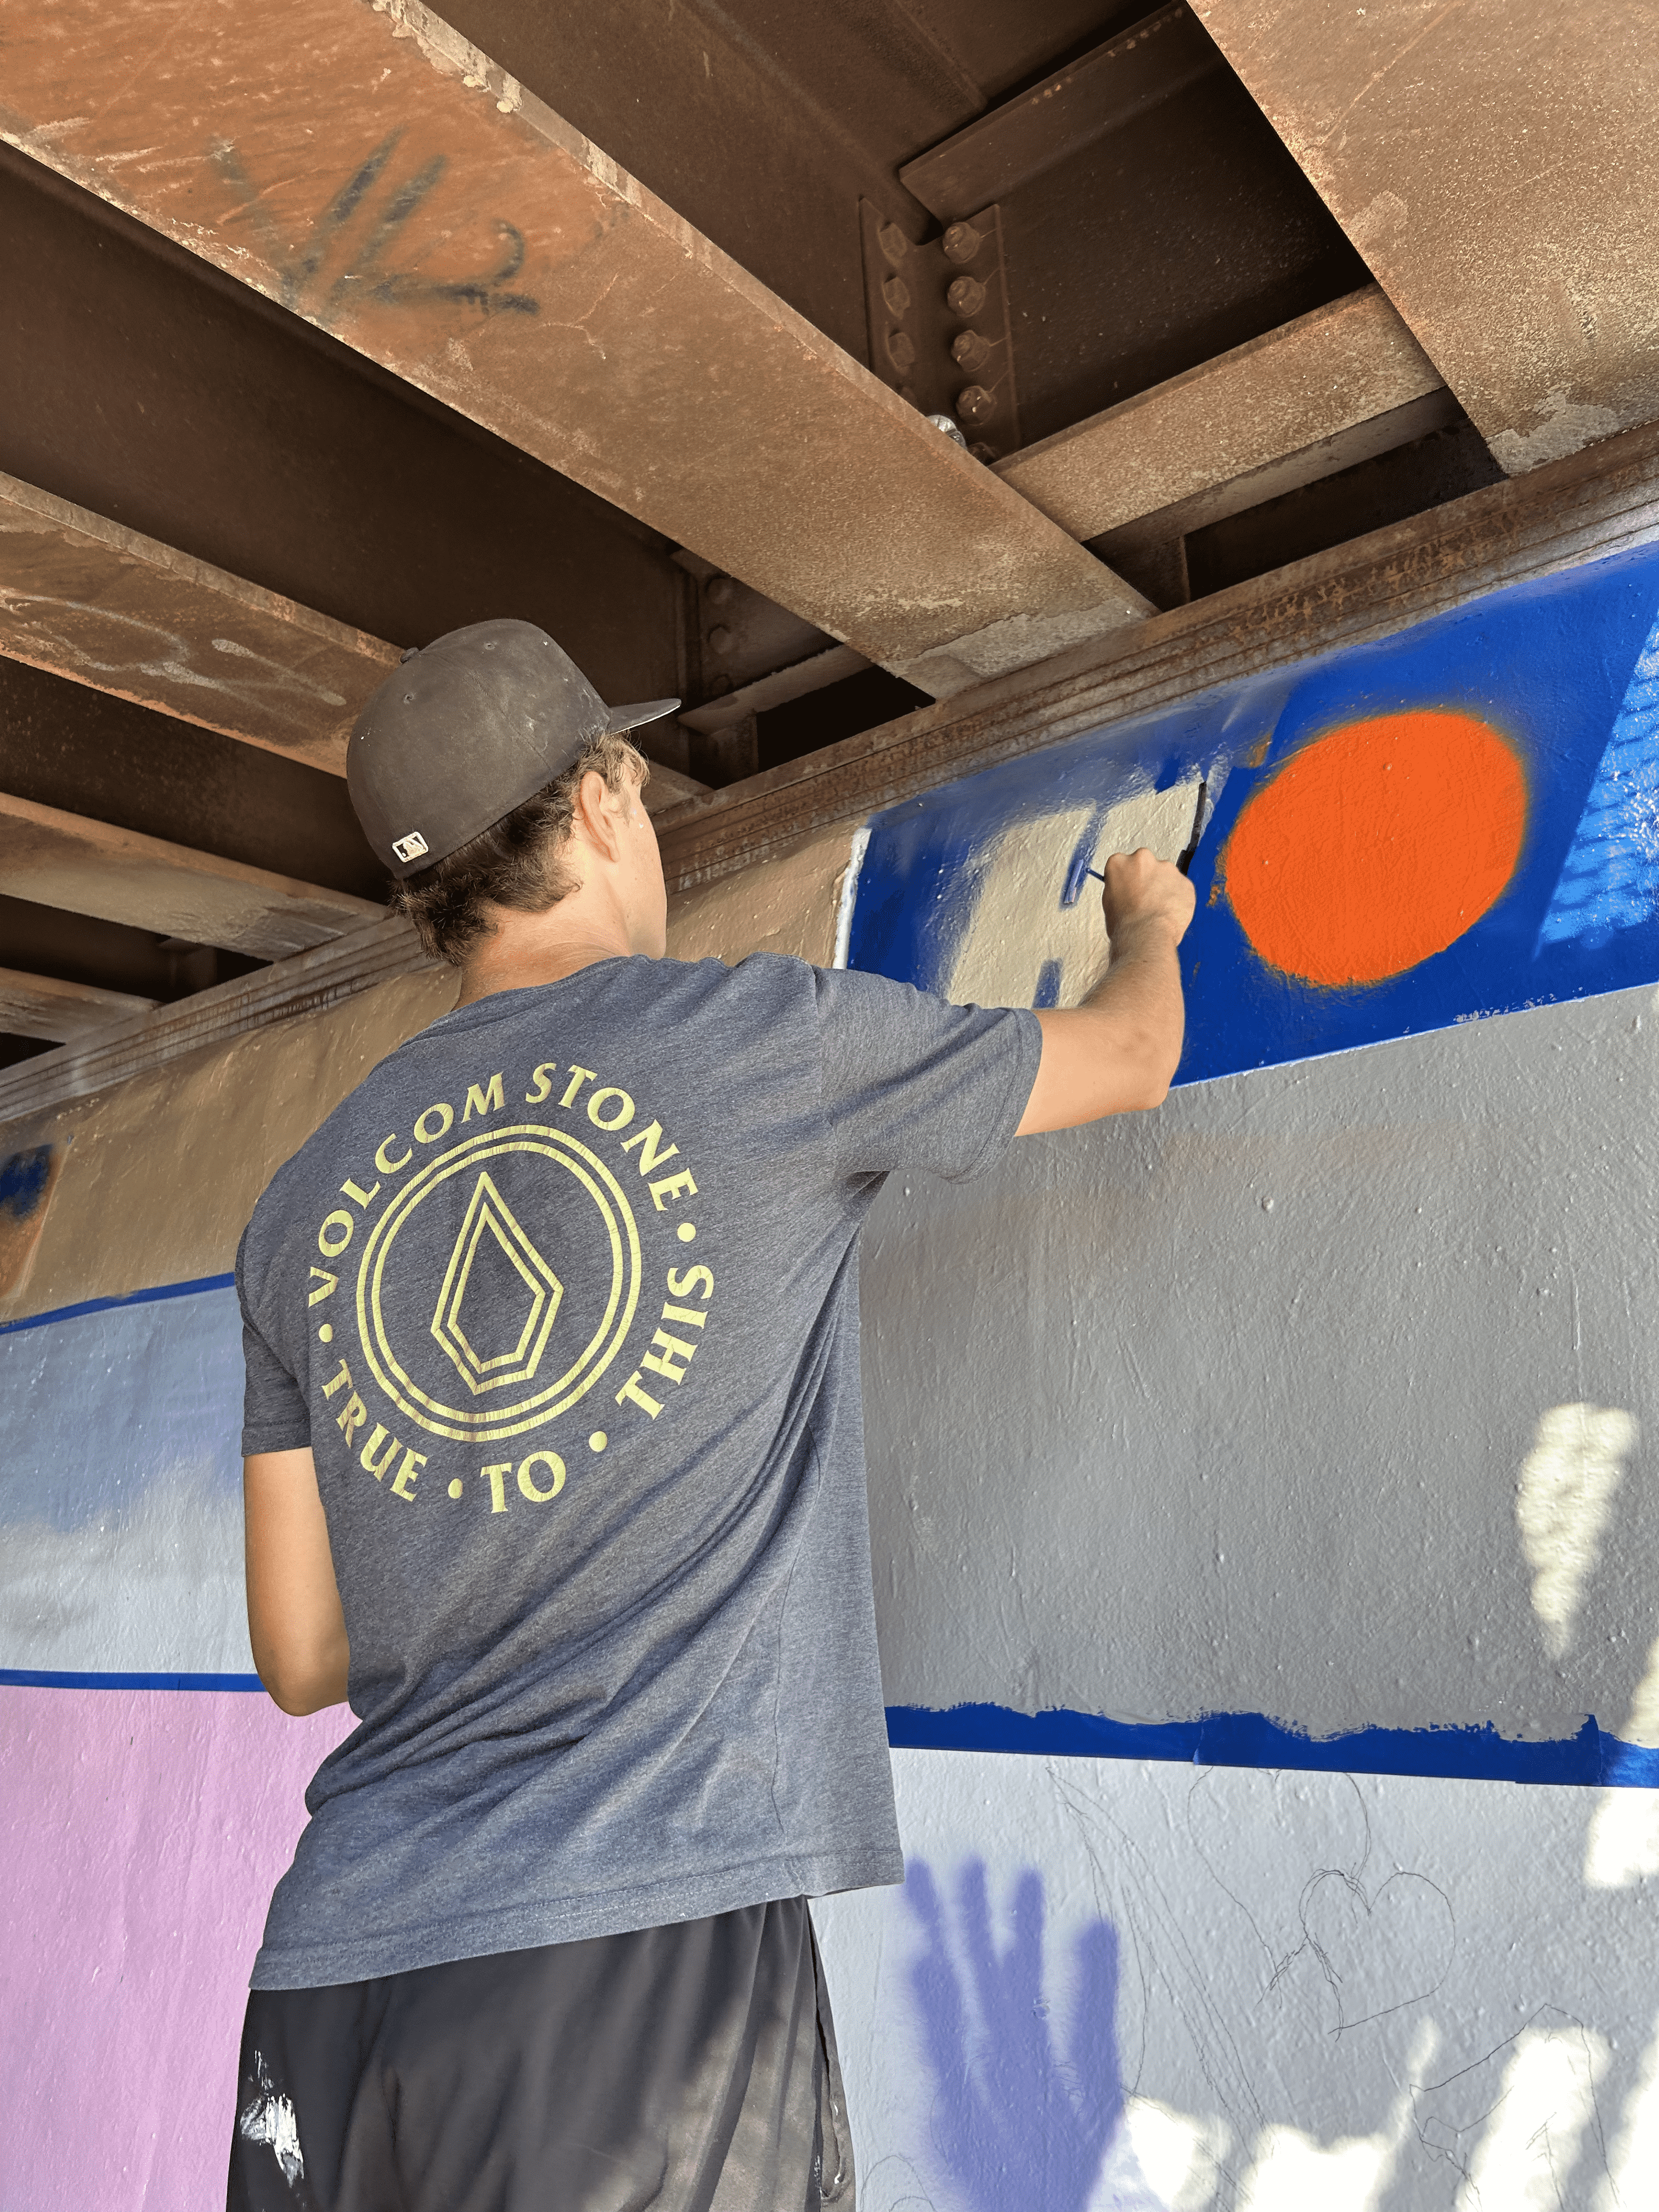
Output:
[{"xmin": 904, "ymin": 1858, "xmax": 1161, "ymax": 2212}]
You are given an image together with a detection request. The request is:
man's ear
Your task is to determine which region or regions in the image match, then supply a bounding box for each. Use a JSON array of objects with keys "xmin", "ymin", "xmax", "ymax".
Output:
[{"xmin": 572, "ymin": 768, "xmax": 624, "ymax": 861}]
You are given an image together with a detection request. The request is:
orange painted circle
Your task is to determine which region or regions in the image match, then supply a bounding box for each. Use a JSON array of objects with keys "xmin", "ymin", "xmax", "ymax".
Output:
[{"xmin": 1223, "ymin": 710, "xmax": 1526, "ymax": 986}]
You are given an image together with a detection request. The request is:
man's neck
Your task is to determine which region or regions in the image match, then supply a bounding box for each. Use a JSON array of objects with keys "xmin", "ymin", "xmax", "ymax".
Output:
[{"xmin": 455, "ymin": 917, "xmax": 636, "ymax": 1007}]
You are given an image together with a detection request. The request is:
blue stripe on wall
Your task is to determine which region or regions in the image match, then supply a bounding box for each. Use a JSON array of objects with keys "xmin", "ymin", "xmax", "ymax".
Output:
[
  {"xmin": 886, "ymin": 1703, "xmax": 1659, "ymax": 1788},
  {"xmin": 0, "ymin": 1272, "xmax": 236, "ymax": 1336},
  {"xmin": 5, "ymin": 1671, "xmax": 1657, "ymax": 1788},
  {"xmin": 1, "ymin": 1668, "xmax": 264, "ymax": 1690}
]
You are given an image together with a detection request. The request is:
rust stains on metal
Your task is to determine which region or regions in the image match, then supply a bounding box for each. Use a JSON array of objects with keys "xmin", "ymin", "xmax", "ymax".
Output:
[
  {"xmin": 0, "ymin": 790, "xmax": 385, "ymax": 957},
  {"xmin": 1193, "ymin": 0, "xmax": 1659, "ymax": 472},
  {"xmin": 996, "ymin": 285, "xmax": 1447, "ymax": 542},
  {"xmin": 0, "ymin": 0, "xmax": 1149, "ymax": 695},
  {"xmin": 0, "ymin": 967, "xmax": 157, "ymax": 1043},
  {"xmin": 0, "ymin": 472, "xmax": 400, "ymax": 772},
  {"xmin": 656, "ymin": 411, "xmax": 1659, "ymax": 889}
]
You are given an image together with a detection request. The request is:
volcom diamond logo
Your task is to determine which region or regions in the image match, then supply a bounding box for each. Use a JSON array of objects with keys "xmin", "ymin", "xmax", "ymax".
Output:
[{"xmin": 430, "ymin": 1172, "xmax": 563, "ymax": 1396}]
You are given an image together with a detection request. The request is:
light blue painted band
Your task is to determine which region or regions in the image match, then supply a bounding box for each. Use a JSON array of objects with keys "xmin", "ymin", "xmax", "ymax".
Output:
[{"xmin": 0, "ymin": 1271, "xmax": 236, "ymax": 1336}]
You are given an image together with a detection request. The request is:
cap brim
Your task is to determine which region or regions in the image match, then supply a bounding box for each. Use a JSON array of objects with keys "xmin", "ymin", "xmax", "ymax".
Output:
[{"xmin": 604, "ymin": 697, "xmax": 681, "ymax": 733}]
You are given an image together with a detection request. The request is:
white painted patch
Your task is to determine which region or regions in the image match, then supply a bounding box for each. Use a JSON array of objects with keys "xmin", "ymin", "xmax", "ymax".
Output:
[
  {"xmin": 1514, "ymin": 1403, "xmax": 1637, "ymax": 1656},
  {"xmin": 1237, "ymin": 2030, "xmax": 1428, "ymax": 2212},
  {"xmin": 1238, "ymin": 2125, "xmax": 1395, "ymax": 2212},
  {"xmin": 239, "ymin": 2052, "xmax": 305, "ymax": 2188},
  {"xmin": 1117, "ymin": 2100, "xmax": 1230, "ymax": 2211},
  {"xmin": 1584, "ymin": 1788, "xmax": 1659, "ymax": 1890},
  {"xmin": 832, "ymin": 826, "xmax": 871, "ymax": 970},
  {"xmin": 946, "ymin": 778, "xmax": 1201, "ymax": 1011},
  {"xmin": 1454, "ymin": 2026, "xmax": 1607, "ymax": 2211},
  {"xmin": 1596, "ymin": 2007, "xmax": 1659, "ymax": 2210},
  {"xmin": 1585, "ymin": 1637, "xmax": 1659, "ymax": 1888}
]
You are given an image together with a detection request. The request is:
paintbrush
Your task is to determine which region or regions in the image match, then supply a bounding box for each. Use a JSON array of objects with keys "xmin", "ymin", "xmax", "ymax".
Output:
[{"xmin": 1087, "ymin": 777, "xmax": 1209, "ymax": 883}]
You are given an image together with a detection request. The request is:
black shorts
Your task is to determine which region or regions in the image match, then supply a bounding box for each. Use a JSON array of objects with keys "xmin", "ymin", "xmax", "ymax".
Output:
[{"xmin": 227, "ymin": 1897, "xmax": 851, "ymax": 2212}]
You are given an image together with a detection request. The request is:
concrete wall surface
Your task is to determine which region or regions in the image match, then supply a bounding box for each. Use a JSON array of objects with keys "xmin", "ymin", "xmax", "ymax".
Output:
[
  {"xmin": 9, "ymin": 1706, "xmax": 1659, "ymax": 2212},
  {"xmin": 9, "ymin": 536, "xmax": 1659, "ymax": 2207},
  {"xmin": 814, "ymin": 1748, "xmax": 1659, "ymax": 2212}
]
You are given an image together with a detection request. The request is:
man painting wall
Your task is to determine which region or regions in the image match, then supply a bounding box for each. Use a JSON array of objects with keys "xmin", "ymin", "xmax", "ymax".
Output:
[{"xmin": 232, "ymin": 619, "xmax": 1194, "ymax": 2210}]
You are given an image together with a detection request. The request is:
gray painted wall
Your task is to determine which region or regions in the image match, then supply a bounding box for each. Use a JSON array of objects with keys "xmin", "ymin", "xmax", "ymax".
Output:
[{"xmin": 862, "ymin": 983, "xmax": 1659, "ymax": 1743}]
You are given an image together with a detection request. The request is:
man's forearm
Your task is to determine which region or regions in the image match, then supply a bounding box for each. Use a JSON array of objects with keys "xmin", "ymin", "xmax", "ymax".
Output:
[{"xmin": 1017, "ymin": 915, "xmax": 1187, "ymax": 1134}]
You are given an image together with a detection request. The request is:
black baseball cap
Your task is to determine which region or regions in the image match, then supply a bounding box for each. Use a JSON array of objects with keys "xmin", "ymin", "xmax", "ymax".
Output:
[{"xmin": 348, "ymin": 618, "xmax": 679, "ymax": 880}]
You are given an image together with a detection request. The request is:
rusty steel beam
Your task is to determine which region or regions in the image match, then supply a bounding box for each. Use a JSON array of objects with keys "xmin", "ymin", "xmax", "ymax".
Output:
[
  {"xmin": 0, "ymin": 792, "xmax": 385, "ymax": 958},
  {"xmin": 1192, "ymin": 0, "xmax": 1659, "ymax": 473},
  {"xmin": 899, "ymin": 4, "xmax": 1224, "ymax": 224},
  {"xmin": 0, "ymin": 966, "xmax": 157, "ymax": 1043},
  {"xmin": 0, "ymin": 472, "xmax": 402, "ymax": 775},
  {"xmin": 0, "ymin": 0, "xmax": 1148, "ymax": 700},
  {"xmin": 995, "ymin": 286, "xmax": 1450, "ymax": 545},
  {"xmin": 4, "ymin": 408, "xmax": 1658, "ymax": 1126},
  {"xmin": 656, "ymin": 410, "xmax": 1659, "ymax": 888},
  {"xmin": 0, "ymin": 916, "xmax": 443, "ymax": 1124}
]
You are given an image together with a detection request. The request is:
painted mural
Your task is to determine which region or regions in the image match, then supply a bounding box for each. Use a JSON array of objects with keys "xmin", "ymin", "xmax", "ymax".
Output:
[
  {"xmin": 848, "ymin": 539, "xmax": 1659, "ymax": 1083},
  {"xmin": 12, "ymin": 541, "xmax": 1659, "ymax": 2210}
]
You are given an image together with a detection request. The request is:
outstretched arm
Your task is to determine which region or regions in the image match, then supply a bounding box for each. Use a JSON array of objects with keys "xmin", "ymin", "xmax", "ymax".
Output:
[
  {"xmin": 244, "ymin": 1447, "xmax": 350, "ymax": 1715},
  {"xmin": 1015, "ymin": 848, "xmax": 1195, "ymax": 1133}
]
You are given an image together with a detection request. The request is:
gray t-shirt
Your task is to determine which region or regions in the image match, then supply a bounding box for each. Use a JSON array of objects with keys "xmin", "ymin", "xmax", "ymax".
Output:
[{"xmin": 238, "ymin": 951, "xmax": 1040, "ymax": 1989}]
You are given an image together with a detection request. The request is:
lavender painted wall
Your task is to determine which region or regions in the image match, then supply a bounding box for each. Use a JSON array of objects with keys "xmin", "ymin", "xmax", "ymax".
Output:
[{"xmin": 1, "ymin": 1689, "xmax": 347, "ymax": 2212}]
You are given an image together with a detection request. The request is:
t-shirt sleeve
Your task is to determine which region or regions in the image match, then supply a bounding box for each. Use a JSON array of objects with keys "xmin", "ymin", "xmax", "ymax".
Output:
[
  {"xmin": 811, "ymin": 964, "xmax": 1042, "ymax": 1182},
  {"xmin": 236, "ymin": 1226, "xmax": 312, "ymax": 1455}
]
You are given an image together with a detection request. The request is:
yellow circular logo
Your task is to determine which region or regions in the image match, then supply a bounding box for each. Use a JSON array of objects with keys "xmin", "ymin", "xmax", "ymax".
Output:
[{"xmin": 355, "ymin": 1124, "xmax": 641, "ymax": 1443}]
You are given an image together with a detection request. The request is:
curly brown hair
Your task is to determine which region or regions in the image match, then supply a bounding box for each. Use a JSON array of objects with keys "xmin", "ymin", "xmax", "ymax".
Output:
[{"xmin": 390, "ymin": 732, "xmax": 648, "ymax": 967}]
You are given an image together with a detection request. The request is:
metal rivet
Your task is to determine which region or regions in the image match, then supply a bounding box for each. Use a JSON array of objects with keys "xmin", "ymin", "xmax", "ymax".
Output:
[
  {"xmin": 706, "ymin": 575, "xmax": 734, "ymax": 606},
  {"xmin": 403, "ymin": 692, "xmax": 415, "ymax": 703},
  {"xmin": 708, "ymin": 625, "xmax": 733, "ymax": 653}
]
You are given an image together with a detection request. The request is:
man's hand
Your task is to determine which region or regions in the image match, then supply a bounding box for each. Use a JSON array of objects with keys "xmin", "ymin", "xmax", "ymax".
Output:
[
  {"xmin": 1015, "ymin": 847, "xmax": 1195, "ymax": 1134},
  {"xmin": 1097, "ymin": 846, "xmax": 1196, "ymax": 949},
  {"xmin": 245, "ymin": 1448, "xmax": 351, "ymax": 1714}
]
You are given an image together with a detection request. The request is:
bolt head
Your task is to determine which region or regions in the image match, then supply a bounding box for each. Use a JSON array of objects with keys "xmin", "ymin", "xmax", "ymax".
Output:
[
  {"xmin": 886, "ymin": 328, "xmax": 917, "ymax": 372},
  {"xmin": 956, "ymin": 383, "xmax": 996, "ymax": 424},
  {"xmin": 968, "ymin": 441, "xmax": 1000, "ymax": 464},
  {"xmin": 942, "ymin": 221, "xmax": 983, "ymax": 265},
  {"xmin": 882, "ymin": 274, "xmax": 911, "ymax": 316},
  {"xmin": 705, "ymin": 574, "xmax": 733, "ymax": 606},
  {"xmin": 708, "ymin": 625, "xmax": 733, "ymax": 653},
  {"xmin": 878, "ymin": 221, "xmax": 909, "ymax": 267},
  {"xmin": 950, "ymin": 328, "xmax": 990, "ymax": 369},
  {"xmin": 946, "ymin": 275, "xmax": 986, "ymax": 317}
]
